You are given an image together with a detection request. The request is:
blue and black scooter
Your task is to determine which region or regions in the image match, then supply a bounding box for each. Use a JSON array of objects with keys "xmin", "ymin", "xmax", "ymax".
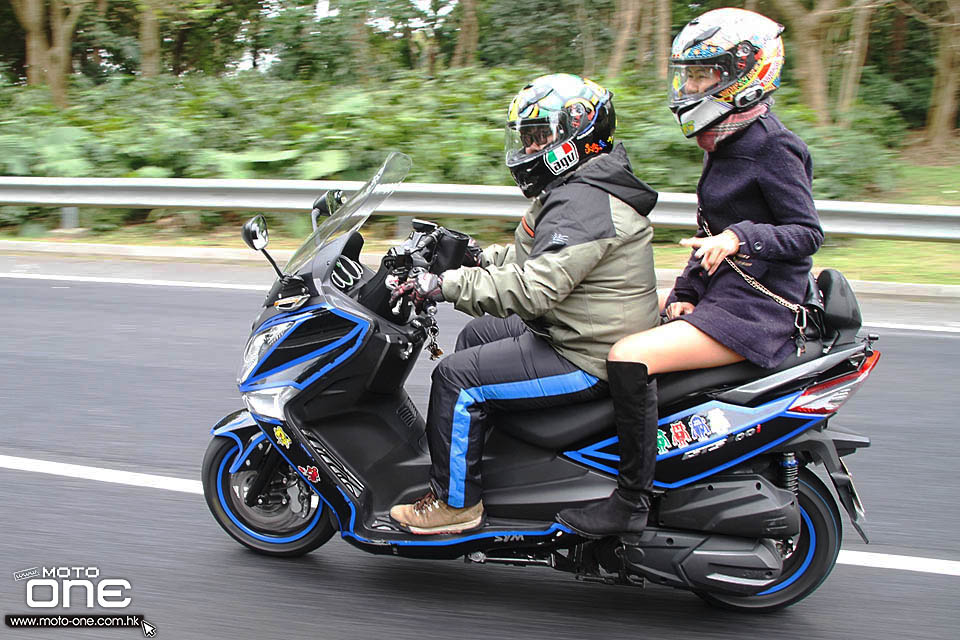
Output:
[{"xmin": 202, "ymin": 153, "xmax": 879, "ymax": 612}]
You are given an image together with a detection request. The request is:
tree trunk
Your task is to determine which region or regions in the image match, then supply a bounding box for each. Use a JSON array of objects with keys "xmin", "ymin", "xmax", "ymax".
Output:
[
  {"xmin": 607, "ymin": 0, "xmax": 640, "ymax": 78},
  {"xmin": 924, "ymin": 19, "xmax": 960, "ymax": 147},
  {"xmin": 140, "ymin": 2, "xmax": 161, "ymax": 77},
  {"xmin": 10, "ymin": 0, "xmax": 49, "ymax": 85},
  {"xmin": 890, "ymin": 10, "xmax": 906, "ymax": 72},
  {"xmin": 634, "ymin": 0, "xmax": 652, "ymax": 70},
  {"xmin": 350, "ymin": 6, "xmax": 371, "ymax": 80},
  {"xmin": 836, "ymin": 0, "xmax": 876, "ymax": 118},
  {"xmin": 655, "ymin": 0, "xmax": 670, "ymax": 79},
  {"xmin": 91, "ymin": 0, "xmax": 107, "ymax": 67},
  {"xmin": 49, "ymin": 1, "xmax": 89, "ymax": 107},
  {"xmin": 451, "ymin": 0, "xmax": 478, "ymax": 67},
  {"xmin": 172, "ymin": 28, "xmax": 188, "ymax": 75},
  {"xmin": 792, "ymin": 14, "xmax": 831, "ymax": 125},
  {"xmin": 769, "ymin": 0, "xmax": 840, "ymax": 126},
  {"xmin": 573, "ymin": 0, "xmax": 596, "ymax": 77}
]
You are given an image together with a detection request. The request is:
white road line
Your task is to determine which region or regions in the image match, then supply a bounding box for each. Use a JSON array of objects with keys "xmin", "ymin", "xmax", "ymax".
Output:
[
  {"xmin": 2, "ymin": 453, "xmax": 960, "ymax": 578},
  {"xmin": 0, "ymin": 454, "xmax": 202, "ymax": 495},
  {"xmin": 0, "ymin": 272, "xmax": 266, "ymax": 291},
  {"xmin": 863, "ymin": 321, "xmax": 960, "ymax": 334},
  {"xmin": 838, "ymin": 550, "xmax": 960, "ymax": 576}
]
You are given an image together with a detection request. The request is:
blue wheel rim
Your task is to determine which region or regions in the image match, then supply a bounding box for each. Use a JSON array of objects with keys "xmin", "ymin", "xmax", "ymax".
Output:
[
  {"xmin": 217, "ymin": 444, "xmax": 324, "ymax": 544},
  {"xmin": 756, "ymin": 479, "xmax": 837, "ymax": 596}
]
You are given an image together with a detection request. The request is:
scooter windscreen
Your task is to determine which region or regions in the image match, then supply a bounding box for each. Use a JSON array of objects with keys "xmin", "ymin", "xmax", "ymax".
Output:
[{"xmin": 283, "ymin": 152, "xmax": 412, "ymax": 305}]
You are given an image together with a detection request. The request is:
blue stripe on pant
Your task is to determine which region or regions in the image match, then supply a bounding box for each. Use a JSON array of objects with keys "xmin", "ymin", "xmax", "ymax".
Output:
[{"xmin": 446, "ymin": 370, "xmax": 600, "ymax": 507}]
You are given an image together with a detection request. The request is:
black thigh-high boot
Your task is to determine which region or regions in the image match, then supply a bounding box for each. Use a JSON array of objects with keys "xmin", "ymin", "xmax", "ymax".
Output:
[{"xmin": 556, "ymin": 360, "xmax": 658, "ymax": 538}]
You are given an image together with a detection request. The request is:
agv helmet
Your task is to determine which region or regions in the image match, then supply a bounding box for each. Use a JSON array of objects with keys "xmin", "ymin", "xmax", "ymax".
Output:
[
  {"xmin": 668, "ymin": 8, "xmax": 784, "ymax": 137},
  {"xmin": 505, "ymin": 74, "xmax": 616, "ymax": 198}
]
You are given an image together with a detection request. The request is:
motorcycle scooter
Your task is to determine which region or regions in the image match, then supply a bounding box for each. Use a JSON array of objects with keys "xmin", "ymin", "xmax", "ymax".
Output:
[{"xmin": 203, "ymin": 153, "xmax": 879, "ymax": 612}]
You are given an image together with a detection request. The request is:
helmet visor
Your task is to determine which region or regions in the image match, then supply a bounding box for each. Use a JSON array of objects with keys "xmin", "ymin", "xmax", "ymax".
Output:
[
  {"xmin": 505, "ymin": 111, "xmax": 573, "ymax": 167},
  {"xmin": 669, "ymin": 56, "xmax": 736, "ymax": 104}
]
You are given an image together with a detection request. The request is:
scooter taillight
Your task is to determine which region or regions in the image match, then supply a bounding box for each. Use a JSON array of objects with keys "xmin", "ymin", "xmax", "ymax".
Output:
[{"xmin": 788, "ymin": 350, "xmax": 881, "ymax": 415}]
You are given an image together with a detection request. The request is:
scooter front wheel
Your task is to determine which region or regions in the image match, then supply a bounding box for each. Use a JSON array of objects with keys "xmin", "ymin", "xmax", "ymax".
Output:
[
  {"xmin": 202, "ymin": 434, "xmax": 336, "ymax": 557},
  {"xmin": 696, "ymin": 470, "xmax": 842, "ymax": 613}
]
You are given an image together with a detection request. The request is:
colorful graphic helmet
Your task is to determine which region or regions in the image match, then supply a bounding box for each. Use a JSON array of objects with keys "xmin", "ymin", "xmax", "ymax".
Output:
[
  {"xmin": 668, "ymin": 8, "xmax": 784, "ymax": 138},
  {"xmin": 505, "ymin": 74, "xmax": 616, "ymax": 198}
]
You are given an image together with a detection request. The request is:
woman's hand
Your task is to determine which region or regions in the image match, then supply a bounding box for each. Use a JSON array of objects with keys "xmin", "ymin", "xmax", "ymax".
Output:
[
  {"xmin": 680, "ymin": 229, "xmax": 741, "ymax": 275},
  {"xmin": 666, "ymin": 301, "xmax": 696, "ymax": 320}
]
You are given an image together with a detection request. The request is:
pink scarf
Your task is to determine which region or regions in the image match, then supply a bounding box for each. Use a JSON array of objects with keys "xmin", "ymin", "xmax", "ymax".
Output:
[{"xmin": 696, "ymin": 102, "xmax": 770, "ymax": 152}]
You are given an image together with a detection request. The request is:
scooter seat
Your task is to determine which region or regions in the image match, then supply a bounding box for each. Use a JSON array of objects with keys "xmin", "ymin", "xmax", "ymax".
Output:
[{"xmin": 494, "ymin": 342, "xmax": 823, "ymax": 451}]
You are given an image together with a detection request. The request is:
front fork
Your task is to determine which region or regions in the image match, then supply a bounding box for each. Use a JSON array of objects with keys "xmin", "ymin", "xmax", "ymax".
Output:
[
  {"xmin": 243, "ymin": 447, "xmax": 284, "ymax": 507},
  {"xmin": 211, "ymin": 409, "xmax": 292, "ymax": 508}
]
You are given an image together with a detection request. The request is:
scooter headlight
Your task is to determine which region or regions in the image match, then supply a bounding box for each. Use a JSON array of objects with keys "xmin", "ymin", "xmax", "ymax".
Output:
[
  {"xmin": 238, "ymin": 320, "xmax": 297, "ymax": 383},
  {"xmin": 241, "ymin": 386, "xmax": 298, "ymax": 421}
]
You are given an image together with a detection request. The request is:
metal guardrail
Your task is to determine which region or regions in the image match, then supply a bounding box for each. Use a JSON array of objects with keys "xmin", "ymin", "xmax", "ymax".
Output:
[{"xmin": 0, "ymin": 177, "xmax": 958, "ymax": 240}]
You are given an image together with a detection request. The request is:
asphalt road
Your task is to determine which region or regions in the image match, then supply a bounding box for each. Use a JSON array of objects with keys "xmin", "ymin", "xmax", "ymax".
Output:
[{"xmin": 1, "ymin": 255, "xmax": 958, "ymax": 640}]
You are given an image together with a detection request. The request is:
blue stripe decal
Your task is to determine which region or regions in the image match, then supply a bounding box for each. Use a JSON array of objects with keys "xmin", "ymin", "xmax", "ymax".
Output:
[
  {"xmin": 655, "ymin": 393, "xmax": 800, "ymax": 462},
  {"xmin": 335, "ymin": 488, "xmax": 573, "ymax": 546},
  {"xmin": 238, "ymin": 305, "xmax": 371, "ymax": 392},
  {"xmin": 447, "ymin": 370, "xmax": 600, "ymax": 508},
  {"xmin": 562, "ymin": 392, "xmax": 815, "ymax": 489},
  {"xmin": 229, "ymin": 431, "xmax": 266, "ymax": 474},
  {"xmin": 756, "ymin": 479, "xmax": 838, "ymax": 596},
  {"xmin": 246, "ymin": 415, "xmax": 575, "ymax": 548},
  {"xmin": 216, "ymin": 443, "xmax": 325, "ymax": 544},
  {"xmin": 652, "ymin": 418, "xmax": 820, "ymax": 489}
]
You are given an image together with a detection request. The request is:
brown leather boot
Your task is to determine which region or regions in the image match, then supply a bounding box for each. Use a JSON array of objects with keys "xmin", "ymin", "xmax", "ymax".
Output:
[{"xmin": 390, "ymin": 490, "xmax": 484, "ymax": 535}]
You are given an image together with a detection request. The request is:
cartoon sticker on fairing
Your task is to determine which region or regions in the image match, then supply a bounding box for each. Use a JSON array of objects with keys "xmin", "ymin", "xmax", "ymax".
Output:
[
  {"xmin": 670, "ymin": 421, "xmax": 692, "ymax": 448},
  {"xmin": 545, "ymin": 142, "xmax": 579, "ymax": 175},
  {"xmin": 297, "ymin": 465, "xmax": 320, "ymax": 483},
  {"xmin": 689, "ymin": 414, "xmax": 713, "ymax": 441},
  {"xmin": 274, "ymin": 426, "xmax": 292, "ymax": 449},
  {"xmin": 656, "ymin": 430, "xmax": 671, "ymax": 455},
  {"xmin": 657, "ymin": 409, "xmax": 732, "ymax": 455},
  {"xmin": 706, "ymin": 408, "xmax": 732, "ymax": 434}
]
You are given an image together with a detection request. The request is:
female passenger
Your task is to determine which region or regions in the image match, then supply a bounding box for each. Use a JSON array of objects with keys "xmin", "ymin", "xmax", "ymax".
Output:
[{"xmin": 558, "ymin": 8, "xmax": 824, "ymax": 538}]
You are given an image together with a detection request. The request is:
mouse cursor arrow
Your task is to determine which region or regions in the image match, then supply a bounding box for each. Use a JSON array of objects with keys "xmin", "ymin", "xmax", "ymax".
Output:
[{"xmin": 141, "ymin": 619, "xmax": 157, "ymax": 637}]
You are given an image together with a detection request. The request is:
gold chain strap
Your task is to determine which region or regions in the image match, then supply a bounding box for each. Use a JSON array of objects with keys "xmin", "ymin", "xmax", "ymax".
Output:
[{"xmin": 700, "ymin": 214, "xmax": 809, "ymax": 342}]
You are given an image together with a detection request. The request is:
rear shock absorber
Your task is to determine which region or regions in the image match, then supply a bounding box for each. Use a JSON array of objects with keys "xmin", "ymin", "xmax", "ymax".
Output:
[{"xmin": 779, "ymin": 452, "xmax": 799, "ymax": 495}]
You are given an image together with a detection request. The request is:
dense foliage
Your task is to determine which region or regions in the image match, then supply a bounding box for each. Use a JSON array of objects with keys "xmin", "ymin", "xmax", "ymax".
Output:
[{"xmin": 0, "ymin": 65, "xmax": 902, "ymax": 231}]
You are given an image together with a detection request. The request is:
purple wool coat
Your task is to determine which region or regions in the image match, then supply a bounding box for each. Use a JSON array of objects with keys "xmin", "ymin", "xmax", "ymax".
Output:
[{"xmin": 666, "ymin": 112, "xmax": 824, "ymax": 368}]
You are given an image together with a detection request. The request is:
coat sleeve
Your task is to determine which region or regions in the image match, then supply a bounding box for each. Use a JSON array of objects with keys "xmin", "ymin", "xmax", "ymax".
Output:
[
  {"xmin": 441, "ymin": 194, "xmax": 613, "ymax": 320},
  {"xmin": 727, "ymin": 131, "xmax": 824, "ymax": 261},
  {"xmin": 481, "ymin": 242, "xmax": 516, "ymax": 268}
]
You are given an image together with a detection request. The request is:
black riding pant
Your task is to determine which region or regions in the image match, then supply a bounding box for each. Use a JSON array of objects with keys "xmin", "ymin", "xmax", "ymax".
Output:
[{"xmin": 427, "ymin": 315, "xmax": 608, "ymax": 508}]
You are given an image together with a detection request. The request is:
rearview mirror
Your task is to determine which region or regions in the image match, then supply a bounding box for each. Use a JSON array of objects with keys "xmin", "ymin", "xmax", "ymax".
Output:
[
  {"xmin": 241, "ymin": 215, "xmax": 269, "ymax": 251},
  {"xmin": 311, "ymin": 190, "xmax": 346, "ymax": 230}
]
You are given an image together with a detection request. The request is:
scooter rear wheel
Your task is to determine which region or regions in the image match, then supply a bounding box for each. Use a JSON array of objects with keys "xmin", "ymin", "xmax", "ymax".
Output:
[
  {"xmin": 202, "ymin": 434, "xmax": 336, "ymax": 557},
  {"xmin": 696, "ymin": 470, "xmax": 842, "ymax": 613}
]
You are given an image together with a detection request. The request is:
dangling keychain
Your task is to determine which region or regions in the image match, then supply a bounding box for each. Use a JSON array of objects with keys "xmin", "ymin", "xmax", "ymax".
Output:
[{"xmin": 426, "ymin": 323, "xmax": 444, "ymax": 360}]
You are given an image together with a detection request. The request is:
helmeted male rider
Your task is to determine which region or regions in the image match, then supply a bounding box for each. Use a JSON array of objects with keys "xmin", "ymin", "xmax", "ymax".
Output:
[{"xmin": 389, "ymin": 73, "xmax": 661, "ymax": 534}]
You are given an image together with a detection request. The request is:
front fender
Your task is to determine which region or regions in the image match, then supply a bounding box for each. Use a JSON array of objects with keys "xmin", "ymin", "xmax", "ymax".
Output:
[{"xmin": 210, "ymin": 409, "xmax": 258, "ymax": 450}]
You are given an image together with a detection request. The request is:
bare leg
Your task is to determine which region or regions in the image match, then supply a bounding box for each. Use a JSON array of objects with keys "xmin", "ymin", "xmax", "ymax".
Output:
[{"xmin": 609, "ymin": 319, "xmax": 744, "ymax": 373}]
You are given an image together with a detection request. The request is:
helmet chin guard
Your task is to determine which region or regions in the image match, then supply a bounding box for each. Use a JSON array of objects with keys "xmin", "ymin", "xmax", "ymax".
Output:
[{"xmin": 674, "ymin": 98, "xmax": 735, "ymax": 138}]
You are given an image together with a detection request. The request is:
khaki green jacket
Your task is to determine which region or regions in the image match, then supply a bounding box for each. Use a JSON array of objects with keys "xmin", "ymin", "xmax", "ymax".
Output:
[{"xmin": 440, "ymin": 145, "xmax": 660, "ymax": 380}]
